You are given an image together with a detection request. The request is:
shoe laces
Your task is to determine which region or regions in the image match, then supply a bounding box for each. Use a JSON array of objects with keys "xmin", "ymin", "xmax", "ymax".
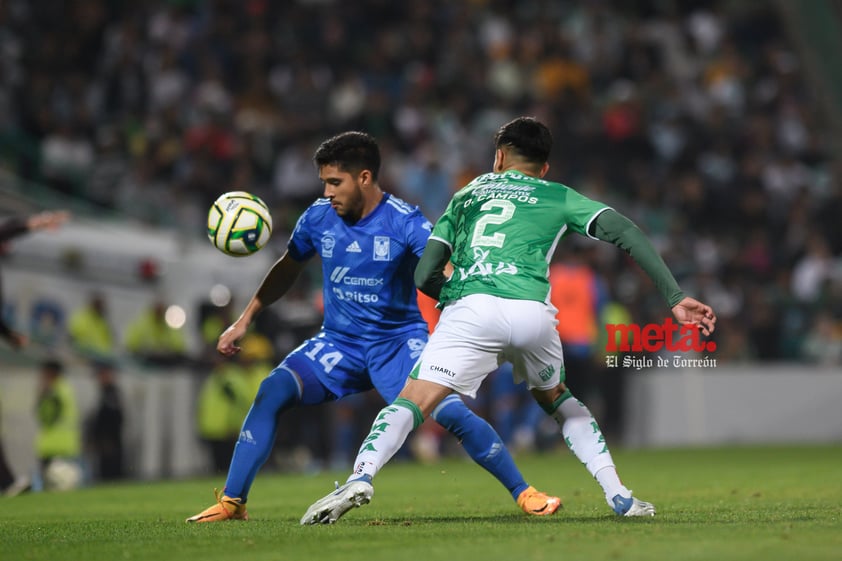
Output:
[
  {"xmin": 523, "ymin": 490, "xmax": 548, "ymax": 507},
  {"xmin": 213, "ymin": 488, "xmax": 240, "ymax": 515}
]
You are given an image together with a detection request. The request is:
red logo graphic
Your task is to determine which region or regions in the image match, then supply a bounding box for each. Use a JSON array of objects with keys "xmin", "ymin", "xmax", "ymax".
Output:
[{"xmin": 605, "ymin": 318, "xmax": 716, "ymax": 353}]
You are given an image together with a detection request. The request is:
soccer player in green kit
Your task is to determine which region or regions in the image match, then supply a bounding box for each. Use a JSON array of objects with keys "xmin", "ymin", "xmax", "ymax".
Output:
[{"xmin": 302, "ymin": 117, "xmax": 717, "ymax": 524}]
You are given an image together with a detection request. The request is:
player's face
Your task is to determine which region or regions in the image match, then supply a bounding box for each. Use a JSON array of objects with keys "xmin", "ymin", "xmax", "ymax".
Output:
[{"xmin": 319, "ymin": 164, "xmax": 366, "ymax": 220}]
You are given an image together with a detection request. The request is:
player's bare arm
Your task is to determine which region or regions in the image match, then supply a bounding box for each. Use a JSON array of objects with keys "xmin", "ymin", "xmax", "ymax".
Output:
[{"xmin": 217, "ymin": 251, "xmax": 307, "ymax": 356}]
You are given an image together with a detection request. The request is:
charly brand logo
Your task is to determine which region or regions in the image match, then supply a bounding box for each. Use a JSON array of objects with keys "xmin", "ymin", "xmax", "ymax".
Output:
[
  {"xmin": 430, "ymin": 364, "xmax": 456, "ymax": 377},
  {"xmin": 604, "ymin": 318, "xmax": 717, "ymax": 369}
]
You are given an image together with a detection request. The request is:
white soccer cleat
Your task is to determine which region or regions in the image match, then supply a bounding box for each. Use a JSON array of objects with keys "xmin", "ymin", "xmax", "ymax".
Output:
[
  {"xmin": 612, "ymin": 494, "xmax": 656, "ymax": 517},
  {"xmin": 300, "ymin": 478, "xmax": 374, "ymax": 525}
]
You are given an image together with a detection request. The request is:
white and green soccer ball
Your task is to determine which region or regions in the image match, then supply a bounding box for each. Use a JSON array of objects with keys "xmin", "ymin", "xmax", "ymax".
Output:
[{"xmin": 207, "ymin": 191, "xmax": 273, "ymax": 257}]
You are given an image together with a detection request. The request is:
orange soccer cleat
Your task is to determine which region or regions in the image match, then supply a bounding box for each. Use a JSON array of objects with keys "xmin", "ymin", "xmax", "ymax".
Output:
[
  {"xmin": 517, "ymin": 486, "xmax": 562, "ymax": 516},
  {"xmin": 186, "ymin": 489, "xmax": 249, "ymax": 523}
]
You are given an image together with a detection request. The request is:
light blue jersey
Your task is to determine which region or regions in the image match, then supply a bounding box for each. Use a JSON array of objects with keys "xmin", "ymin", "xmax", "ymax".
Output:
[{"xmin": 288, "ymin": 193, "xmax": 432, "ymax": 341}]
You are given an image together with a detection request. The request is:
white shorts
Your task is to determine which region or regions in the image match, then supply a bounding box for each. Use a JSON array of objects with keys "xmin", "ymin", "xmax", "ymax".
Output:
[{"xmin": 412, "ymin": 293, "xmax": 565, "ymax": 398}]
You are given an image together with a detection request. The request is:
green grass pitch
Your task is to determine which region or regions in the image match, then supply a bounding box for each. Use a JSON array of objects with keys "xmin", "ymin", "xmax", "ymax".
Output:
[{"xmin": 2, "ymin": 445, "xmax": 840, "ymax": 561}]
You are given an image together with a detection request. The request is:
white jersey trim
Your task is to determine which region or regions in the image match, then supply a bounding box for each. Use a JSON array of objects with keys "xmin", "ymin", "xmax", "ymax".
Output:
[
  {"xmin": 429, "ymin": 235, "xmax": 453, "ymax": 252},
  {"xmin": 544, "ymin": 225, "xmax": 568, "ymax": 304},
  {"xmin": 585, "ymin": 207, "xmax": 613, "ymax": 240},
  {"xmin": 386, "ymin": 196, "xmax": 414, "ymax": 214}
]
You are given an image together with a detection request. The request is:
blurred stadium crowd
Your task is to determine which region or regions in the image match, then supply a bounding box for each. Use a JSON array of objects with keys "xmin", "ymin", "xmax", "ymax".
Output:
[
  {"xmin": 1, "ymin": 0, "xmax": 839, "ymax": 362},
  {"xmin": 1, "ymin": 0, "xmax": 841, "ymax": 485}
]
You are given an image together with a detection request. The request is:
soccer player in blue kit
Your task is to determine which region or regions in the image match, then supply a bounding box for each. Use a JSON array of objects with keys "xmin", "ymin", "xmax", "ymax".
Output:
[{"xmin": 187, "ymin": 131, "xmax": 560, "ymax": 522}]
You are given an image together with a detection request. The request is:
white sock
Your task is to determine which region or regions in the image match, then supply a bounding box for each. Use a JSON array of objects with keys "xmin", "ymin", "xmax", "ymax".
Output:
[
  {"xmin": 348, "ymin": 398, "xmax": 421, "ymax": 482},
  {"xmin": 552, "ymin": 395, "xmax": 631, "ymax": 506}
]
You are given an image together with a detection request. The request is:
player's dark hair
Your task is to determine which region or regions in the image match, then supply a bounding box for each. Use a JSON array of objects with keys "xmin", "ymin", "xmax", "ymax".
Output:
[
  {"xmin": 494, "ymin": 116, "xmax": 552, "ymax": 164},
  {"xmin": 313, "ymin": 131, "xmax": 380, "ymax": 180}
]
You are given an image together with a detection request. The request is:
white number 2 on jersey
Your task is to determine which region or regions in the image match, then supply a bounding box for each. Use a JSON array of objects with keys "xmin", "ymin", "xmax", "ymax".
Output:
[{"xmin": 470, "ymin": 199, "xmax": 516, "ymax": 248}]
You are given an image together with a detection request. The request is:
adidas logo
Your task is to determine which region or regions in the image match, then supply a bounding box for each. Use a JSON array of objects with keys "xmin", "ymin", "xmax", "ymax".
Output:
[
  {"xmin": 346, "ymin": 240, "xmax": 362, "ymax": 253},
  {"xmin": 239, "ymin": 430, "xmax": 257, "ymax": 445}
]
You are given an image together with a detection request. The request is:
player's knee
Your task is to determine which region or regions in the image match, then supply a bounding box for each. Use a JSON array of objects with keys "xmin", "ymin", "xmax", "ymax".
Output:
[
  {"xmin": 258, "ymin": 366, "xmax": 302, "ymax": 408},
  {"xmin": 530, "ymin": 383, "xmax": 567, "ymax": 408}
]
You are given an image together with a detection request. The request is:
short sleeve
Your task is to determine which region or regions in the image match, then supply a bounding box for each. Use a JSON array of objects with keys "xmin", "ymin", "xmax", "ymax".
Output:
[
  {"xmin": 287, "ymin": 206, "xmax": 317, "ymax": 260},
  {"xmin": 563, "ymin": 188, "xmax": 611, "ymax": 239},
  {"xmin": 406, "ymin": 211, "xmax": 434, "ymax": 258},
  {"xmin": 429, "ymin": 198, "xmax": 457, "ymax": 250}
]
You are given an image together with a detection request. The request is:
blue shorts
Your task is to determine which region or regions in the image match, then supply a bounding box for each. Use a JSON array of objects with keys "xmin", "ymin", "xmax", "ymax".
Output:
[{"xmin": 275, "ymin": 328, "xmax": 428, "ymax": 405}]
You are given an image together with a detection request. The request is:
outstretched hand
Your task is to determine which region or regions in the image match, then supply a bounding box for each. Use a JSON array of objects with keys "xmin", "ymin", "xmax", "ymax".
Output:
[{"xmin": 671, "ymin": 296, "xmax": 716, "ymax": 336}]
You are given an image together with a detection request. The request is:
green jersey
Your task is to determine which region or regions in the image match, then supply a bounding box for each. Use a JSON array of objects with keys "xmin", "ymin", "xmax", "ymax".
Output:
[{"xmin": 430, "ymin": 170, "xmax": 609, "ymax": 306}]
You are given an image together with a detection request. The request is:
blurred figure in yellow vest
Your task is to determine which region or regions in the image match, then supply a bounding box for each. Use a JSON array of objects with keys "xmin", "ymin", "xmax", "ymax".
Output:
[
  {"xmin": 67, "ymin": 292, "xmax": 115, "ymax": 361},
  {"xmin": 196, "ymin": 358, "xmax": 253, "ymax": 473},
  {"xmin": 0, "ymin": 210, "xmax": 71, "ymax": 496},
  {"xmin": 35, "ymin": 359, "xmax": 82, "ymax": 491},
  {"xmin": 124, "ymin": 299, "xmax": 189, "ymax": 367},
  {"xmin": 238, "ymin": 333, "xmax": 275, "ymax": 399}
]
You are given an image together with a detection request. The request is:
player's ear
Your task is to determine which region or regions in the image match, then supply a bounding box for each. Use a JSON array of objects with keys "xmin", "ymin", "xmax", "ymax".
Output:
[
  {"xmin": 493, "ymin": 148, "xmax": 504, "ymax": 172},
  {"xmin": 358, "ymin": 169, "xmax": 373, "ymax": 187},
  {"xmin": 539, "ymin": 161, "xmax": 550, "ymax": 178}
]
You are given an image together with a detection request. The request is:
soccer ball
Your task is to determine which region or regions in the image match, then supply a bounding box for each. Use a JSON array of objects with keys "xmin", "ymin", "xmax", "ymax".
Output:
[
  {"xmin": 45, "ymin": 458, "xmax": 83, "ymax": 491},
  {"xmin": 207, "ymin": 191, "xmax": 273, "ymax": 256}
]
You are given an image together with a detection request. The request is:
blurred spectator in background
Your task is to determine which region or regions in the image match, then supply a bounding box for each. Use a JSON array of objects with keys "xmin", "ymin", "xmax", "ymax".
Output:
[
  {"xmin": 35, "ymin": 359, "xmax": 82, "ymax": 491},
  {"xmin": 123, "ymin": 298, "xmax": 189, "ymax": 367},
  {"xmin": 195, "ymin": 358, "xmax": 252, "ymax": 473},
  {"xmin": 40, "ymin": 121, "xmax": 95, "ymax": 197},
  {"xmin": 238, "ymin": 332, "xmax": 274, "ymax": 399},
  {"xmin": 484, "ymin": 363, "xmax": 548, "ymax": 452},
  {"xmin": 198, "ymin": 299, "xmax": 235, "ymax": 360},
  {"xmin": 399, "ymin": 144, "xmax": 454, "ymax": 219},
  {"xmin": 801, "ymin": 312, "xmax": 842, "ymax": 365},
  {"xmin": 549, "ymin": 245, "xmax": 607, "ymax": 402},
  {"xmin": 0, "ymin": 0, "xmax": 838, "ymax": 367},
  {"xmin": 0, "ymin": 210, "xmax": 70, "ymax": 496},
  {"xmin": 595, "ymin": 295, "xmax": 635, "ymax": 441},
  {"xmin": 67, "ymin": 292, "xmax": 115, "ymax": 361},
  {"xmin": 85, "ymin": 359, "xmax": 125, "ymax": 481},
  {"xmin": 28, "ymin": 299, "xmax": 66, "ymax": 350},
  {"xmin": 1, "ymin": 211, "xmax": 71, "ymax": 348}
]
